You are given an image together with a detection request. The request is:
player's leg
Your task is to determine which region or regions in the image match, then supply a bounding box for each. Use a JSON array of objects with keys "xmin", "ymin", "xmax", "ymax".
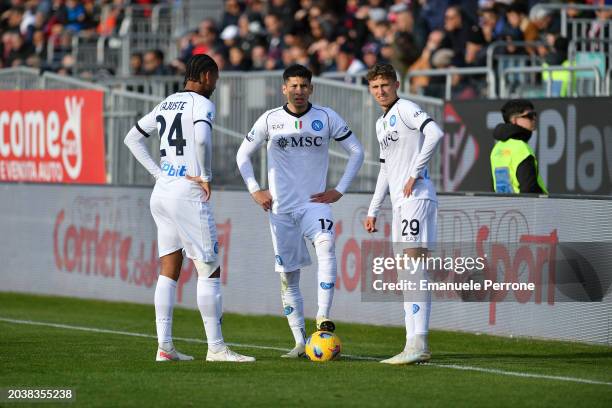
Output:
[
  {"xmin": 270, "ymin": 211, "xmax": 311, "ymax": 357},
  {"xmin": 150, "ymin": 196, "xmax": 193, "ymax": 362},
  {"xmin": 279, "ymin": 269, "xmax": 306, "ymax": 358},
  {"xmin": 302, "ymin": 204, "xmax": 337, "ymax": 332},
  {"xmin": 381, "ymin": 200, "xmax": 435, "ymax": 365},
  {"xmin": 177, "ymin": 201, "xmax": 254, "ymax": 362}
]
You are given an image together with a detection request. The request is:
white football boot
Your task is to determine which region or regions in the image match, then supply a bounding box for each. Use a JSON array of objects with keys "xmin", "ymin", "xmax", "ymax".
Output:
[
  {"xmin": 281, "ymin": 344, "xmax": 306, "ymax": 358},
  {"xmin": 156, "ymin": 347, "xmax": 194, "ymax": 362},
  {"xmin": 380, "ymin": 348, "xmax": 431, "ymax": 365},
  {"xmin": 206, "ymin": 347, "xmax": 256, "ymax": 362}
]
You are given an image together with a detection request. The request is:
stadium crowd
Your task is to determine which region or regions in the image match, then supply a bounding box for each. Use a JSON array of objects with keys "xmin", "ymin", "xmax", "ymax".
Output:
[{"xmin": 1, "ymin": 0, "xmax": 611, "ymax": 96}]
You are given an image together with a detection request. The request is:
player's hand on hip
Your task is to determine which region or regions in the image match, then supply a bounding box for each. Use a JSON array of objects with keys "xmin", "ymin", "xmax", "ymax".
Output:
[
  {"xmin": 403, "ymin": 177, "xmax": 417, "ymax": 197},
  {"xmin": 364, "ymin": 216, "xmax": 377, "ymax": 233},
  {"xmin": 310, "ymin": 189, "xmax": 343, "ymax": 203},
  {"xmin": 251, "ymin": 189, "xmax": 273, "ymax": 211},
  {"xmin": 186, "ymin": 175, "xmax": 211, "ymax": 202}
]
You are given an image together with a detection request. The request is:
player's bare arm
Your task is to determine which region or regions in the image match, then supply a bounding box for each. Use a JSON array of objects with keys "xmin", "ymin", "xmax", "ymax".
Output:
[
  {"xmin": 364, "ymin": 216, "xmax": 378, "ymax": 233},
  {"xmin": 310, "ymin": 189, "xmax": 343, "ymax": 203},
  {"xmin": 185, "ymin": 175, "xmax": 211, "ymax": 202},
  {"xmin": 251, "ymin": 189, "xmax": 273, "ymax": 211}
]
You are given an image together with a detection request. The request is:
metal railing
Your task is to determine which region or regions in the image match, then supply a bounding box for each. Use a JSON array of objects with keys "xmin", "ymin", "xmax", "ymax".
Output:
[
  {"xmin": 405, "ymin": 67, "xmax": 496, "ymax": 99},
  {"xmin": 537, "ymin": 3, "xmax": 612, "ymax": 38},
  {"xmin": 0, "ymin": 68, "xmax": 444, "ymax": 191},
  {"xmin": 500, "ymin": 65, "xmax": 603, "ymax": 98}
]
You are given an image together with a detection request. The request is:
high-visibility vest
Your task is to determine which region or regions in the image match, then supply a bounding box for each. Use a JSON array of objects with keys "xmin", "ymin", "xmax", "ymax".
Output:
[
  {"xmin": 542, "ymin": 61, "xmax": 574, "ymax": 97},
  {"xmin": 490, "ymin": 138, "xmax": 548, "ymax": 194}
]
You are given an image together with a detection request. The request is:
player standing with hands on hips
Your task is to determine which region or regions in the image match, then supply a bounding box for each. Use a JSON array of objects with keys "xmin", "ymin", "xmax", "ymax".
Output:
[
  {"xmin": 364, "ymin": 63, "xmax": 444, "ymax": 365},
  {"xmin": 124, "ymin": 54, "xmax": 255, "ymax": 362},
  {"xmin": 236, "ymin": 64, "xmax": 364, "ymax": 358}
]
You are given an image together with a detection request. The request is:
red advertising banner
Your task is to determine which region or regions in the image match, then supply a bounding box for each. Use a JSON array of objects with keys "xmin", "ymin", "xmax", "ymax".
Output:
[{"xmin": 0, "ymin": 90, "xmax": 106, "ymax": 184}]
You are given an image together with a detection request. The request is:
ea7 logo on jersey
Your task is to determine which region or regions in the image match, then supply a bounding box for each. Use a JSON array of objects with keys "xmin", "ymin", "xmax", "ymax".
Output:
[
  {"xmin": 161, "ymin": 162, "xmax": 187, "ymax": 176},
  {"xmin": 379, "ymin": 131, "xmax": 399, "ymax": 150},
  {"xmin": 414, "ymin": 110, "xmax": 424, "ymax": 118},
  {"xmin": 271, "ymin": 123, "xmax": 284, "ymax": 130}
]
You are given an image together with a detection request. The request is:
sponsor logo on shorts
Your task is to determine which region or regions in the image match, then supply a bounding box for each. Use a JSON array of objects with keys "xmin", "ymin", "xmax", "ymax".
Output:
[
  {"xmin": 412, "ymin": 304, "xmax": 420, "ymax": 314},
  {"xmin": 320, "ymin": 282, "xmax": 335, "ymax": 289},
  {"xmin": 284, "ymin": 306, "xmax": 294, "ymax": 315},
  {"xmin": 311, "ymin": 119, "xmax": 324, "ymax": 131},
  {"xmin": 389, "ymin": 115, "xmax": 396, "ymax": 127},
  {"xmin": 275, "ymin": 255, "xmax": 284, "ymax": 265}
]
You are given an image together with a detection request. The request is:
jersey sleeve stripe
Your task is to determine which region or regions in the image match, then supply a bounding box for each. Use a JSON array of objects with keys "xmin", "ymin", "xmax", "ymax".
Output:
[
  {"xmin": 335, "ymin": 130, "xmax": 352, "ymax": 141},
  {"xmin": 419, "ymin": 118, "xmax": 433, "ymax": 133},
  {"xmin": 194, "ymin": 119, "xmax": 213, "ymax": 129},
  {"xmin": 379, "ymin": 158, "xmax": 385, "ymax": 163},
  {"xmin": 135, "ymin": 122, "xmax": 150, "ymax": 138}
]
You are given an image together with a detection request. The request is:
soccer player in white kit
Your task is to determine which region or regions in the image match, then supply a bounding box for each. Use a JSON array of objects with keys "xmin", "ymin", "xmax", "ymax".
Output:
[
  {"xmin": 124, "ymin": 54, "xmax": 254, "ymax": 362},
  {"xmin": 364, "ymin": 63, "xmax": 444, "ymax": 365},
  {"xmin": 236, "ymin": 64, "xmax": 364, "ymax": 358}
]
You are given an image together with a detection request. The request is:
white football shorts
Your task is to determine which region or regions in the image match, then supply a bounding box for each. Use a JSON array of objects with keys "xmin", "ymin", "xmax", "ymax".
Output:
[
  {"xmin": 150, "ymin": 195, "xmax": 218, "ymax": 262},
  {"xmin": 269, "ymin": 203, "xmax": 335, "ymax": 272},
  {"xmin": 392, "ymin": 199, "xmax": 437, "ymax": 250}
]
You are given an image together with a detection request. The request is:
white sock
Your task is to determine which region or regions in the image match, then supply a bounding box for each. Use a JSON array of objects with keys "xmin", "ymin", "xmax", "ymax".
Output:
[
  {"xmin": 403, "ymin": 301, "xmax": 415, "ymax": 350},
  {"xmin": 315, "ymin": 236, "xmax": 337, "ymax": 318},
  {"xmin": 413, "ymin": 266, "xmax": 431, "ymax": 352},
  {"xmin": 155, "ymin": 275, "xmax": 176, "ymax": 347},
  {"xmin": 197, "ymin": 277, "xmax": 226, "ymax": 353},
  {"xmin": 280, "ymin": 270, "xmax": 306, "ymax": 346}
]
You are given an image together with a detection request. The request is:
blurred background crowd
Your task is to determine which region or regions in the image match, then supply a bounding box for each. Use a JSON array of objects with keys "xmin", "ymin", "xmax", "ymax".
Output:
[{"xmin": 1, "ymin": 0, "xmax": 611, "ymax": 95}]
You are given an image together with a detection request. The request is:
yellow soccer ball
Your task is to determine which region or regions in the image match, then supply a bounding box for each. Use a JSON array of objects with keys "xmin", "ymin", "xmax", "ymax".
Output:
[{"xmin": 305, "ymin": 331, "xmax": 342, "ymax": 362}]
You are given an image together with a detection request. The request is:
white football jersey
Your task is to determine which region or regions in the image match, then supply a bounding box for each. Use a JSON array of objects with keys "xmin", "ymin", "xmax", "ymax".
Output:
[
  {"xmin": 136, "ymin": 91, "xmax": 215, "ymax": 201},
  {"xmin": 376, "ymin": 98, "xmax": 437, "ymax": 205},
  {"xmin": 246, "ymin": 103, "xmax": 352, "ymax": 213}
]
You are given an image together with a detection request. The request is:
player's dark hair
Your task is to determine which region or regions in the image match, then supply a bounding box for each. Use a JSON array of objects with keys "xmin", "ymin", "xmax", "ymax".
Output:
[
  {"xmin": 283, "ymin": 64, "xmax": 312, "ymax": 83},
  {"xmin": 366, "ymin": 62, "xmax": 397, "ymax": 82},
  {"xmin": 184, "ymin": 54, "xmax": 218, "ymax": 86},
  {"xmin": 501, "ymin": 99, "xmax": 535, "ymax": 123}
]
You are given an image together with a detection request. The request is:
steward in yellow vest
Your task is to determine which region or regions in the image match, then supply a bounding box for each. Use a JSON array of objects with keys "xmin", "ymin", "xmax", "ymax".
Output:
[{"xmin": 490, "ymin": 99, "xmax": 548, "ymax": 194}]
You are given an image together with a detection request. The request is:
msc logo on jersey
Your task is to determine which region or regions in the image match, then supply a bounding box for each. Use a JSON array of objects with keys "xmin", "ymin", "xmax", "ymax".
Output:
[
  {"xmin": 275, "ymin": 255, "xmax": 284, "ymax": 265},
  {"xmin": 277, "ymin": 136, "xmax": 323, "ymax": 150},
  {"xmin": 379, "ymin": 131, "xmax": 399, "ymax": 150},
  {"xmin": 161, "ymin": 162, "xmax": 187, "ymax": 176},
  {"xmin": 389, "ymin": 115, "xmax": 397, "ymax": 127},
  {"xmin": 311, "ymin": 120, "xmax": 324, "ymax": 131}
]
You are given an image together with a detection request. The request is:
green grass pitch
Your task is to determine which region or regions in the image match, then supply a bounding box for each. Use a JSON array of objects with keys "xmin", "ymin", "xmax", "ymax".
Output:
[{"xmin": 0, "ymin": 292, "xmax": 611, "ymax": 407}]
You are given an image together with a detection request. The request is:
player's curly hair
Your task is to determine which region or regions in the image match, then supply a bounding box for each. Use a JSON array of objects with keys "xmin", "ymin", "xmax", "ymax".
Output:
[
  {"xmin": 183, "ymin": 54, "xmax": 218, "ymax": 86},
  {"xmin": 366, "ymin": 62, "xmax": 397, "ymax": 82}
]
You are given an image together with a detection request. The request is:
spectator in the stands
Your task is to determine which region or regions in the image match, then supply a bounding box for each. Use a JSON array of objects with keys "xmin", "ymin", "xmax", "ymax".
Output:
[
  {"xmin": 336, "ymin": 43, "xmax": 366, "ymax": 80},
  {"xmin": 130, "ymin": 52, "xmax": 142, "ymax": 75},
  {"xmin": 220, "ymin": 0, "xmax": 242, "ymax": 29},
  {"xmin": 439, "ymin": 5, "xmax": 484, "ymax": 66},
  {"xmin": 226, "ymin": 45, "xmax": 250, "ymax": 71},
  {"xmin": 6, "ymin": 31, "xmax": 33, "ymax": 66},
  {"xmin": 65, "ymin": 0, "xmax": 85, "ymax": 33},
  {"xmin": 264, "ymin": 13, "xmax": 284, "ymax": 63},
  {"xmin": 142, "ymin": 49, "xmax": 172, "ymax": 75},
  {"xmin": 250, "ymin": 44, "xmax": 267, "ymax": 70}
]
